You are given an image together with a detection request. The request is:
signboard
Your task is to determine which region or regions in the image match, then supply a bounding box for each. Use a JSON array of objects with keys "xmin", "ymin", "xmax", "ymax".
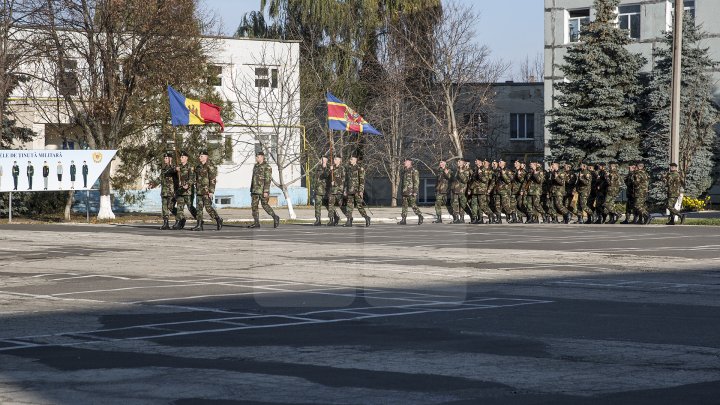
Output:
[{"xmin": 0, "ymin": 150, "xmax": 117, "ymax": 192}]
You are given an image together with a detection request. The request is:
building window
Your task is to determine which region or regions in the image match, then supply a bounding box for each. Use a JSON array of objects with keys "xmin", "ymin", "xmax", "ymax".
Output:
[
  {"xmin": 420, "ymin": 178, "xmax": 436, "ymax": 204},
  {"xmin": 58, "ymin": 59, "xmax": 78, "ymax": 96},
  {"xmin": 223, "ymin": 135, "xmax": 234, "ymax": 163},
  {"xmin": 207, "ymin": 65, "xmax": 222, "ymax": 87},
  {"xmin": 215, "ymin": 196, "xmax": 233, "ymax": 205},
  {"xmin": 255, "ymin": 67, "xmax": 279, "ymax": 88},
  {"xmin": 510, "ymin": 113, "xmax": 535, "ymax": 140},
  {"xmin": 618, "ymin": 5, "xmax": 641, "ymax": 39},
  {"xmin": 671, "ymin": 1, "xmax": 695, "ymax": 20},
  {"xmin": 568, "ymin": 9, "xmax": 590, "ymax": 43},
  {"xmin": 255, "ymin": 133, "xmax": 278, "ymax": 156}
]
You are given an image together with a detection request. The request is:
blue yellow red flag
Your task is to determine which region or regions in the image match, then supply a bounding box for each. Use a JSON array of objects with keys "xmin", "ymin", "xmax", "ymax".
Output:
[
  {"xmin": 326, "ymin": 92, "xmax": 380, "ymax": 135},
  {"xmin": 168, "ymin": 86, "xmax": 224, "ymax": 131}
]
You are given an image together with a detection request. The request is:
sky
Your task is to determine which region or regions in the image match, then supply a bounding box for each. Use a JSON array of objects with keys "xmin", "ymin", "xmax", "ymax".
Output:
[{"xmin": 201, "ymin": 0, "xmax": 544, "ymax": 80}]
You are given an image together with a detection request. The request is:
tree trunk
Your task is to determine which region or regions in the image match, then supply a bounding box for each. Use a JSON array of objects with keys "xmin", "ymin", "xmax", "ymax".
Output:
[
  {"xmin": 97, "ymin": 165, "xmax": 115, "ymax": 219},
  {"xmin": 390, "ymin": 167, "xmax": 399, "ymax": 208},
  {"xmin": 63, "ymin": 190, "xmax": 75, "ymax": 221},
  {"xmin": 282, "ymin": 185, "xmax": 296, "ymax": 219}
]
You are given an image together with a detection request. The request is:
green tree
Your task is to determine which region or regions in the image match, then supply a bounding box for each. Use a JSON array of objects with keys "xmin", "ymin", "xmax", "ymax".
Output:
[
  {"xmin": 641, "ymin": 13, "xmax": 720, "ymax": 202},
  {"xmin": 548, "ymin": 0, "xmax": 646, "ymax": 164}
]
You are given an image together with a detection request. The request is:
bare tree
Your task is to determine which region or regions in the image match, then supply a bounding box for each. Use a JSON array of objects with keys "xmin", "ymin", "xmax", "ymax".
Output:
[
  {"xmin": 228, "ymin": 42, "xmax": 304, "ymax": 219},
  {"xmin": 511, "ymin": 52, "xmax": 544, "ymax": 83},
  {"xmin": 27, "ymin": 0, "xmax": 213, "ymax": 219}
]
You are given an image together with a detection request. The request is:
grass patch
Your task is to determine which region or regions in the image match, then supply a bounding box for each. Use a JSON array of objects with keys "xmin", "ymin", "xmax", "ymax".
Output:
[{"xmin": 683, "ymin": 218, "xmax": 720, "ymax": 226}]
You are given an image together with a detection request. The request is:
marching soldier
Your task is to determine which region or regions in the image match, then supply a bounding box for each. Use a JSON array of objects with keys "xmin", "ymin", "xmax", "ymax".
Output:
[
  {"xmin": 602, "ymin": 162, "xmax": 622, "ymax": 224},
  {"xmin": 513, "ymin": 160, "xmax": 528, "ymax": 223},
  {"xmin": 549, "ymin": 162, "xmax": 571, "ymax": 224},
  {"xmin": 541, "ymin": 164, "xmax": 556, "ymax": 223},
  {"xmin": 575, "ymin": 162, "xmax": 594, "ymax": 224},
  {"xmin": 563, "ymin": 163, "xmax": 578, "ymax": 220},
  {"xmin": 492, "ymin": 159, "xmax": 514, "ymax": 224},
  {"xmin": 344, "ymin": 155, "xmax": 371, "ymax": 227},
  {"xmin": 327, "ymin": 156, "xmax": 345, "ymax": 226},
  {"xmin": 27, "ymin": 161, "xmax": 34, "ymax": 190},
  {"xmin": 469, "ymin": 158, "xmax": 492, "ymax": 224},
  {"xmin": 434, "ymin": 160, "xmax": 452, "ymax": 223},
  {"xmin": 593, "ymin": 163, "xmax": 607, "ymax": 223},
  {"xmin": 158, "ymin": 152, "xmax": 178, "ymax": 230},
  {"xmin": 621, "ymin": 164, "xmax": 636, "ymax": 224},
  {"xmin": 172, "ymin": 151, "xmax": 194, "ymax": 230},
  {"xmin": 313, "ymin": 157, "xmax": 329, "ymax": 226},
  {"xmin": 12, "ymin": 161, "xmax": 19, "ymax": 191},
  {"xmin": 527, "ymin": 162, "xmax": 545, "ymax": 223},
  {"xmin": 633, "ymin": 162, "xmax": 650, "ymax": 224},
  {"xmin": 193, "ymin": 150, "xmax": 223, "ymax": 231},
  {"xmin": 249, "ymin": 151, "xmax": 280, "ymax": 228},
  {"xmin": 450, "ymin": 158, "xmax": 469, "ymax": 223},
  {"xmin": 663, "ymin": 163, "xmax": 685, "ymax": 225},
  {"xmin": 398, "ymin": 158, "xmax": 423, "ymax": 225}
]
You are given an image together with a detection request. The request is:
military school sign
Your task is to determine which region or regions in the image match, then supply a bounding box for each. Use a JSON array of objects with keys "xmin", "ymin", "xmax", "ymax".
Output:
[{"xmin": 0, "ymin": 150, "xmax": 117, "ymax": 193}]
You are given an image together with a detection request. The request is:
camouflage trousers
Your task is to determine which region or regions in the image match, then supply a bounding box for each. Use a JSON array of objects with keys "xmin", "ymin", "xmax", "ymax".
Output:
[
  {"xmin": 602, "ymin": 193, "xmax": 620, "ymax": 215},
  {"xmin": 528, "ymin": 195, "xmax": 543, "ymax": 216},
  {"xmin": 563, "ymin": 193, "xmax": 577, "ymax": 215},
  {"xmin": 515, "ymin": 193, "xmax": 528, "ymax": 216},
  {"xmin": 435, "ymin": 194, "xmax": 450, "ymax": 217},
  {"xmin": 196, "ymin": 194, "xmax": 218, "ymax": 222},
  {"xmin": 251, "ymin": 193, "xmax": 276, "ymax": 219},
  {"xmin": 666, "ymin": 195, "xmax": 681, "ymax": 216},
  {"xmin": 314, "ymin": 194, "xmax": 327, "ymax": 218},
  {"xmin": 594, "ymin": 193, "xmax": 606, "ymax": 215},
  {"xmin": 633, "ymin": 194, "xmax": 648, "ymax": 216},
  {"xmin": 552, "ymin": 193, "xmax": 569, "ymax": 215},
  {"xmin": 469, "ymin": 194, "xmax": 492, "ymax": 218},
  {"xmin": 493, "ymin": 192, "xmax": 513, "ymax": 215},
  {"xmin": 345, "ymin": 193, "xmax": 368, "ymax": 218},
  {"xmin": 175, "ymin": 194, "xmax": 190, "ymax": 221},
  {"xmin": 451, "ymin": 192, "xmax": 468, "ymax": 215},
  {"xmin": 625, "ymin": 195, "xmax": 635, "ymax": 217},
  {"xmin": 577, "ymin": 192, "xmax": 593, "ymax": 217},
  {"xmin": 543, "ymin": 194, "xmax": 556, "ymax": 216},
  {"xmin": 327, "ymin": 193, "xmax": 347, "ymax": 220},
  {"xmin": 161, "ymin": 195, "xmax": 175, "ymax": 219},
  {"xmin": 401, "ymin": 195, "xmax": 422, "ymax": 217}
]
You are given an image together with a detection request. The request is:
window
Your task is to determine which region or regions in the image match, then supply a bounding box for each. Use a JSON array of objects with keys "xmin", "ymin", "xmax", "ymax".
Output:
[
  {"xmin": 61, "ymin": 140, "xmax": 75, "ymax": 150},
  {"xmin": 207, "ymin": 65, "xmax": 222, "ymax": 87},
  {"xmin": 58, "ymin": 59, "xmax": 78, "ymax": 96},
  {"xmin": 254, "ymin": 67, "xmax": 279, "ymax": 88},
  {"xmin": 215, "ymin": 196, "xmax": 233, "ymax": 205},
  {"xmin": 420, "ymin": 178, "xmax": 436, "ymax": 204},
  {"xmin": 618, "ymin": 5, "xmax": 641, "ymax": 39},
  {"xmin": 255, "ymin": 133, "xmax": 278, "ymax": 156},
  {"xmin": 223, "ymin": 135, "xmax": 233, "ymax": 163},
  {"xmin": 510, "ymin": 113, "xmax": 535, "ymax": 140},
  {"xmin": 568, "ymin": 9, "xmax": 590, "ymax": 43}
]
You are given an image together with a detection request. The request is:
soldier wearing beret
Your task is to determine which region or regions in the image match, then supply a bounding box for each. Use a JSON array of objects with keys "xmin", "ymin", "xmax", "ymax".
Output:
[
  {"xmin": 398, "ymin": 157, "xmax": 423, "ymax": 225},
  {"xmin": 344, "ymin": 154, "xmax": 371, "ymax": 227},
  {"xmin": 172, "ymin": 151, "xmax": 194, "ymax": 230},
  {"xmin": 663, "ymin": 163, "xmax": 685, "ymax": 225},
  {"xmin": 249, "ymin": 151, "xmax": 279, "ymax": 228},
  {"xmin": 157, "ymin": 152, "xmax": 178, "ymax": 230},
  {"xmin": 193, "ymin": 150, "xmax": 223, "ymax": 231}
]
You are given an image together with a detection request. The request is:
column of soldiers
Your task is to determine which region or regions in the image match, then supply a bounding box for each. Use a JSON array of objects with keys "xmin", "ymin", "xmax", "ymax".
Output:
[
  {"xmin": 313, "ymin": 154, "xmax": 372, "ymax": 227},
  {"xmin": 432, "ymin": 159, "xmax": 686, "ymax": 226}
]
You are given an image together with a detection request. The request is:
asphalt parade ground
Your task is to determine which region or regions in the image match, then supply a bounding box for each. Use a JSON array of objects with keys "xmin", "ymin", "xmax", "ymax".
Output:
[{"xmin": 0, "ymin": 222, "xmax": 719, "ymax": 404}]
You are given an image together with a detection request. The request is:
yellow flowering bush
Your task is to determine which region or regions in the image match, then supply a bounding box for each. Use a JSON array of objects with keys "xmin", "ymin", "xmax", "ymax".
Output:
[{"xmin": 682, "ymin": 196, "xmax": 711, "ymax": 212}]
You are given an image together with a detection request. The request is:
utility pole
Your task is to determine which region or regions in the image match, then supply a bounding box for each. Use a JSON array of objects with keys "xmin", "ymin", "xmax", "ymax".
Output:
[{"xmin": 670, "ymin": 0, "xmax": 683, "ymax": 165}]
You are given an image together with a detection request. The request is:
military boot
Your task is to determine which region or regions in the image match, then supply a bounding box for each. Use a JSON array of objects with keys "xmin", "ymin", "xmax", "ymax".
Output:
[
  {"xmin": 216, "ymin": 217, "xmax": 223, "ymax": 231},
  {"xmin": 631, "ymin": 215, "xmax": 639, "ymax": 224},
  {"xmin": 576, "ymin": 215, "xmax": 583, "ymax": 224},
  {"xmin": 418, "ymin": 214, "xmax": 423, "ymax": 225},
  {"xmin": 451, "ymin": 214, "xmax": 459, "ymax": 224},
  {"xmin": 160, "ymin": 219, "xmax": 170, "ymax": 230},
  {"xmin": 397, "ymin": 215, "xmax": 407, "ymax": 225},
  {"xmin": 313, "ymin": 216, "xmax": 322, "ymax": 226},
  {"xmin": 344, "ymin": 217, "xmax": 353, "ymax": 227},
  {"xmin": 563, "ymin": 213, "xmax": 570, "ymax": 224},
  {"xmin": 609, "ymin": 214, "xmax": 619, "ymax": 224},
  {"xmin": 191, "ymin": 220, "xmax": 204, "ymax": 231},
  {"xmin": 273, "ymin": 215, "xmax": 280, "ymax": 228},
  {"xmin": 178, "ymin": 218, "xmax": 186, "ymax": 230},
  {"xmin": 620, "ymin": 215, "xmax": 630, "ymax": 224},
  {"xmin": 248, "ymin": 215, "xmax": 261, "ymax": 228},
  {"xmin": 459, "ymin": 212, "xmax": 465, "ymax": 224},
  {"xmin": 433, "ymin": 215, "xmax": 443, "ymax": 223},
  {"xmin": 666, "ymin": 214, "xmax": 676, "ymax": 225},
  {"xmin": 511, "ymin": 213, "xmax": 518, "ymax": 224},
  {"xmin": 170, "ymin": 220, "xmax": 180, "ymax": 230},
  {"xmin": 364, "ymin": 215, "xmax": 371, "ymax": 227},
  {"xmin": 680, "ymin": 214, "xmax": 686, "ymax": 225},
  {"xmin": 644, "ymin": 214, "xmax": 652, "ymax": 225},
  {"xmin": 496, "ymin": 214, "xmax": 503, "ymax": 224},
  {"xmin": 333, "ymin": 212, "xmax": 341, "ymax": 226}
]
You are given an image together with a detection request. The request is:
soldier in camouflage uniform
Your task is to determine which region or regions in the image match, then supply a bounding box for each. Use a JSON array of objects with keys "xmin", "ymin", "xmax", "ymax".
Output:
[
  {"xmin": 575, "ymin": 162, "xmax": 594, "ymax": 224},
  {"xmin": 549, "ymin": 162, "xmax": 571, "ymax": 224},
  {"xmin": 249, "ymin": 151, "xmax": 280, "ymax": 228},
  {"xmin": 593, "ymin": 163, "xmax": 607, "ymax": 223},
  {"xmin": 327, "ymin": 156, "xmax": 345, "ymax": 226},
  {"xmin": 469, "ymin": 158, "xmax": 492, "ymax": 224},
  {"xmin": 513, "ymin": 160, "xmax": 528, "ymax": 223},
  {"xmin": 344, "ymin": 155, "xmax": 371, "ymax": 227},
  {"xmin": 313, "ymin": 157, "xmax": 329, "ymax": 226},
  {"xmin": 398, "ymin": 158, "xmax": 423, "ymax": 225},
  {"xmin": 434, "ymin": 160, "xmax": 452, "ymax": 223},
  {"xmin": 541, "ymin": 164, "xmax": 557, "ymax": 223},
  {"xmin": 527, "ymin": 161, "xmax": 545, "ymax": 223},
  {"xmin": 492, "ymin": 159, "xmax": 514, "ymax": 224},
  {"xmin": 621, "ymin": 164, "xmax": 636, "ymax": 224},
  {"xmin": 172, "ymin": 151, "xmax": 194, "ymax": 230},
  {"xmin": 193, "ymin": 150, "xmax": 223, "ymax": 231},
  {"xmin": 450, "ymin": 158, "xmax": 470, "ymax": 223},
  {"xmin": 563, "ymin": 163, "xmax": 578, "ymax": 220},
  {"xmin": 663, "ymin": 163, "xmax": 685, "ymax": 225},
  {"xmin": 601, "ymin": 162, "xmax": 622, "ymax": 224},
  {"xmin": 633, "ymin": 162, "xmax": 650, "ymax": 224},
  {"xmin": 158, "ymin": 152, "xmax": 178, "ymax": 230}
]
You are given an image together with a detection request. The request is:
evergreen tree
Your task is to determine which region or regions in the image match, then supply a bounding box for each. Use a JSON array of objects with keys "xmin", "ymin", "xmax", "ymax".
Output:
[
  {"xmin": 641, "ymin": 13, "xmax": 720, "ymax": 202},
  {"xmin": 0, "ymin": 77, "xmax": 33, "ymax": 149},
  {"xmin": 547, "ymin": 0, "xmax": 646, "ymax": 164}
]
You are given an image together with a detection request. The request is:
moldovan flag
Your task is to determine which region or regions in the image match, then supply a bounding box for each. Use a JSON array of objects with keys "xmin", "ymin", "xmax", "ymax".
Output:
[
  {"xmin": 168, "ymin": 86, "xmax": 224, "ymax": 131},
  {"xmin": 326, "ymin": 91, "xmax": 381, "ymax": 135}
]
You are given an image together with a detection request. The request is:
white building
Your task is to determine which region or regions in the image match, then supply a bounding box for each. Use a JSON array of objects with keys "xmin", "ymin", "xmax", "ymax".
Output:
[{"xmin": 7, "ymin": 34, "xmax": 305, "ymax": 211}]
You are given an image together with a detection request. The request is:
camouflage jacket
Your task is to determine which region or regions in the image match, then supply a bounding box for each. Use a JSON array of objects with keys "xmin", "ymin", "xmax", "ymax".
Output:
[
  {"xmin": 471, "ymin": 167, "xmax": 492, "ymax": 195},
  {"xmin": 330, "ymin": 164, "xmax": 345, "ymax": 195},
  {"xmin": 401, "ymin": 166, "xmax": 420, "ymax": 196},
  {"xmin": 494, "ymin": 168, "xmax": 512, "ymax": 193},
  {"xmin": 513, "ymin": 169, "xmax": 527, "ymax": 195},
  {"xmin": 633, "ymin": 169, "xmax": 649, "ymax": 197},
  {"xmin": 594, "ymin": 170, "xmax": 607, "ymax": 195},
  {"xmin": 436, "ymin": 168, "xmax": 452, "ymax": 195},
  {"xmin": 576, "ymin": 169, "xmax": 592, "ymax": 194},
  {"xmin": 345, "ymin": 164, "xmax": 365, "ymax": 195},
  {"xmin": 451, "ymin": 167, "xmax": 469, "ymax": 194},
  {"xmin": 624, "ymin": 172, "xmax": 635, "ymax": 198},
  {"xmin": 250, "ymin": 162, "xmax": 272, "ymax": 195},
  {"xmin": 549, "ymin": 169, "xmax": 567, "ymax": 195},
  {"xmin": 195, "ymin": 162, "xmax": 218, "ymax": 196},
  {"xmin": 604, "ymin": 169, "xmax": 622, "ymax": 197},
  {"xmin": 160, "ymin": 163, "xmax": 178, "ymax": 198},
  {"xmin": 314, "ymin": 165, "xmax": 329, "ymax": 195},
  {"xmin": 565, "ymin": 171, "xmax": 577, "ymax": 195},
  {"xmin": 527, "ymin": 169, "xmax": 544, "ymax": 196},
  {"xmin": 665, "ymin": 171, "xmax": 683, "ymax": 197},
  {"xmin": 177, "ymin": 162, "xmax": 195, "ymax": 197}
]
